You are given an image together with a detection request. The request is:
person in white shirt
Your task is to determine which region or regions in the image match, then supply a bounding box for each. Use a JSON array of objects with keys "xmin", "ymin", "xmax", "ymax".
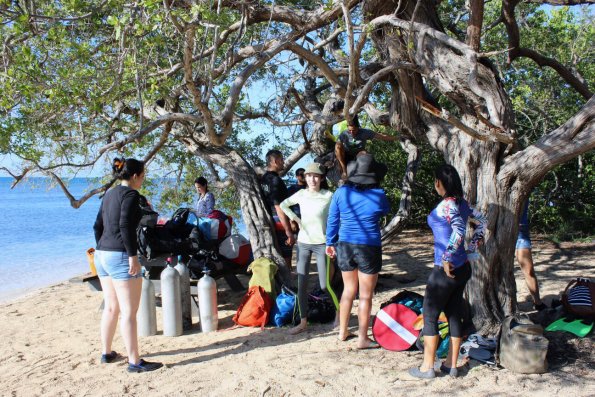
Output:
[{"xmin": 280, "ymin": 162, "xmax": 335, "ymax": 334}]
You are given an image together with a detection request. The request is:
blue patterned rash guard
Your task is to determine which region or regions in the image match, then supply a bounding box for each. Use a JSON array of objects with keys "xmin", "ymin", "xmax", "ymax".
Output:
[{"xmin": 427, "ymin": 197, "xmax": 487, "ymax": 268}]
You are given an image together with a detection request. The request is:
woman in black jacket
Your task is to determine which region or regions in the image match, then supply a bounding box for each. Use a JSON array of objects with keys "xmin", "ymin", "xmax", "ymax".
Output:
[{"xmin": 93, "ymin": 158, "xmax": 162, "ymax": 373}]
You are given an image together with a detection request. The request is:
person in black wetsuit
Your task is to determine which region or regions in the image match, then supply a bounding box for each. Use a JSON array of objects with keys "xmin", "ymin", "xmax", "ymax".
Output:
[{"xmin": 260, "ymin": 149, "xmax": 295, "ymax": 286}]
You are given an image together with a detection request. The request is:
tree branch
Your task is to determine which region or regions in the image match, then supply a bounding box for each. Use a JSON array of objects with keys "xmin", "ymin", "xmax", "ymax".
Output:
[
  {"xmin": 98, "ymin": 112, "xmax": 202, "ymax": 155},
  {"xmin": 382, "ymin": 138, "xmax": 421, "ymax": 242},
  {"xmin": 183, "ymin": 24, "xmax": 219, "ymax": 145},
  {"xmin": 522, "ymin": 0, "xmax": 594, "ymax": 4},
  {"xmin": 417, "ymin": 97, "xmax": 515, "ymax": 144},
  {"xmin": 501, "ymin": 0, "xmax": 592, "ymax": 99},
  {"xmin": 350, "ymin": 62, "xmax": 418, "ymax": 115},
  {"xmin": 502, "ymin": 96, "xmax": 595, "ymax": 186},
  {"xmin": 286, "ymin": 43, "xmax": 345, "ymax": 94},
  {"xmin": 46, "ymin": 171, "xmax": 116, "ymax": 209},
  {"xmin": 466, "ymin": 0, "xmax": 484, "ymax": 52}
]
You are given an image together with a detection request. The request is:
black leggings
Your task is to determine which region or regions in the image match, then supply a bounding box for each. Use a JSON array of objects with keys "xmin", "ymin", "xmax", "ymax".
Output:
[{"xmin": 422, "ymin": 262, "xmax": 471, "ymax": 338}]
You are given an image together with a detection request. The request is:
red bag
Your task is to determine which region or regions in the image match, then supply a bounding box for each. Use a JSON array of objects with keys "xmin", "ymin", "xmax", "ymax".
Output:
[
  {"xmin": 207, "ymin": 210, "xmax": 233, "ymax": 240},
  {"xmin": 232, "ymin": 286, "xmax": 272, "ymax": 328},
  {"xmin": 219, "ymin": 234, "xmax": 252, "ymax": 266}
]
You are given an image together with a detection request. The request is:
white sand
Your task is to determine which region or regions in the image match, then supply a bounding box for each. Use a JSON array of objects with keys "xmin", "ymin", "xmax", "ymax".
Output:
[{"xmin": 1, "ymin": 230, "xmax": 593, "ymax": 396}]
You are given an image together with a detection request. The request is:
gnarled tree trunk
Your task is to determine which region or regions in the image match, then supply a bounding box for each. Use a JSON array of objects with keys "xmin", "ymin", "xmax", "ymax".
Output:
[
  {"xmin": 365, "ymin": 0, "xmax": 519, "ymax": 332},
  {"xmin": 181, "ymin": 140, "xmax": 293, "ymax": 287}
]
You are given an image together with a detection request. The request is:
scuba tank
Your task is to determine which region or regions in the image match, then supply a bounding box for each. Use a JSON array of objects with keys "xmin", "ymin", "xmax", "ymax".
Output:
[
  {"xmin": 197, "ymin": 262, "xmax": 218, "ymax": 333},
  {"xmin": 137, "ymin": 270, "xmax": 157, "ymax": 336},
  {"xmin": 160, "ymin": 257, "xmax": 182, "ymax": 336},
  {"xmin": 175, "ymin": 256, "xmax": 193, "ymax": 330}
]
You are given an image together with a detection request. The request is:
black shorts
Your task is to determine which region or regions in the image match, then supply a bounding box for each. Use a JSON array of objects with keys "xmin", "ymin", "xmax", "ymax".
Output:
[
  {"xmin": 276, "ymin": 229, "xmax": 294, "ymax": 259},
  {"xmin": 336, "ymin": 242, "xmax": 382, "ymax": 274}
]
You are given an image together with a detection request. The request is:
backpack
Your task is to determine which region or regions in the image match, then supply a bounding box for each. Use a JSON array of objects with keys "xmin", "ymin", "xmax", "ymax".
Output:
[
  {"xmin": 138, "ymin": 195, "xmax": 159, "ymax": 228},
  {"xmin": 166, "ymin": 208, "xmax": 194, "ymax": 238},
  {"xmin": 499, "ymin": 314, "xmax": 548, "ymax": 374},
  {"xmin": 562, "ymin": 278, "xmax": 595, "ymax": 319},
  {"xmin": 233, "ymin": 286, "xmax": 272, "ymax": 329},
  {"xmin": 380, "ymin": 290, "xmax": 424, "ymax": 314},
  {"xmin": 306, "ymin": 290, "xmax": 336, "ymax": 324},
  {"xmin": 271, "ymin": 286, "xmax": 298, "ymax": 327}
]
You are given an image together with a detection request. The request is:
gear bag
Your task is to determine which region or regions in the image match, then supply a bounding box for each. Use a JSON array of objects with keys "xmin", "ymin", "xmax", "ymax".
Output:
[
  {"xmin": 233, "ymin": 286, "xmax": 272, "ymax": 329},
  {"xmin": 499, "ymin": 314, "xmax": 548, "ymax": 374},
  {"xmin": 562, "ymin": 277, "xmax": 595, "ymax": 319}
]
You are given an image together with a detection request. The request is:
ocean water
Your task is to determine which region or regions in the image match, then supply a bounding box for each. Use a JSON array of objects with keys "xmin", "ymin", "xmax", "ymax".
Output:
[
  {"xmin": 0, "ymin": 177, "xmax": 252, "ymax": 302},
  {"xmin": 0, "ymin": 177, "xmax": 102, "ymax": 302}
]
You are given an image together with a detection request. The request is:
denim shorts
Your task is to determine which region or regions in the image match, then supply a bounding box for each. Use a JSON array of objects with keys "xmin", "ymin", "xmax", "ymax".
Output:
[
  {"xmin": 95, "ymin": 250, "xmax": 140, "ymax": 280},
  {"xmin": 516, "ymin": 225, "xmax": 532, "ymax": 249},
  {"xmin": 336, "ymin": 242, "xmax": 382, "ymax": 275}
]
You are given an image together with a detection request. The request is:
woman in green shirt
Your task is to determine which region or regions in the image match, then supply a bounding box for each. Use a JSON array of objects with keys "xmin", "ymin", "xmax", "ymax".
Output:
[{"xmin": 280, "ymin": 163, "xmax": 334, "ymax": 334}]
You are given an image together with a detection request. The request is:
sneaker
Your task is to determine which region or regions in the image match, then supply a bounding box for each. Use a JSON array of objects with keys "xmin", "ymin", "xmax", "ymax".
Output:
[
  {"xmin": 127, "ymin": 359, "xmax": 163, "ymax": 373},
  {"xmin": 408, "ymin": 367, "xmax": 436, "ymax": 379},
  {"xmin": 440, "ymin": 363, "xmax": 459, "ymax": 377},
  {"xmin": 100, "ymin": 351, "xmax": 120, "ymax": 364}
]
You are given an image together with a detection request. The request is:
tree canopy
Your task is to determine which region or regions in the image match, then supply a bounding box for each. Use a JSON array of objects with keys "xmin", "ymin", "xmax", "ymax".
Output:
[{"xmin": 1, "ymin": 0, "xmax": 594, "ymax": 330}]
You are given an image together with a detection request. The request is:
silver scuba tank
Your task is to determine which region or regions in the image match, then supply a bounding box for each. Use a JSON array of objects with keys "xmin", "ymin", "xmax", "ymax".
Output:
[
  {"xmin": 137, "ymin": 271, "xmax": 157, "ymax": 336},
  {"xmin": 160, "ymin": 257, "xmax": 183, "ymax": 336},
  {"xmin": 175, "ymin": 256, "xmax": 193, "ymax": 330},
  {"xmin": 197, "ymin": 268, "xmax": 218, "ymax": 333}
]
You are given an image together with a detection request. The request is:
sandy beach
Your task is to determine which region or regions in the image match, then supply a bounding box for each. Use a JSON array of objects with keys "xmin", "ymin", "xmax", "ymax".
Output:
[{"xmin": 1, "ymin": 230, "xmax": 593, "ymax": 397}]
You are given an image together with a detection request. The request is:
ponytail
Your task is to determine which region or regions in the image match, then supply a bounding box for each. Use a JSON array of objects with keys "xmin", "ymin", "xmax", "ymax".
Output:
[{"xmin": 112, "ymin": 157, "xmax": 144, "ymax": 181}]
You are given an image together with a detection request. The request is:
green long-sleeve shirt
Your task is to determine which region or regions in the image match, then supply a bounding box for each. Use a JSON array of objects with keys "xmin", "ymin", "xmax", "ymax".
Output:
[{"xmin": 280, "ymin": 189, "xmax": 333, "ymax": 245}]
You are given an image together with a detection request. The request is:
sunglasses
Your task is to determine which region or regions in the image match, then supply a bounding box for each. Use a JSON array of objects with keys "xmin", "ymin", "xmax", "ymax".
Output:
[{"xmin": 296, "ymin": 173, "xmax": 304, "ymax": 177}]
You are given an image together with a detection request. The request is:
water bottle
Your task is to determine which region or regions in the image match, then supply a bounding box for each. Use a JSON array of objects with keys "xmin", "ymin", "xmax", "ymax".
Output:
[
  {"xmin": 137, "ymin": 271, "xmax": 157, "ymax": 336},
  {"xmin": 160, "ymin": 257, "xmax": 183, "ymax": 336},
  {"xmin": 175, "ymin": 256, "xmax": 193, "ymax": 330},
  {"xmin": 197, "ymin": 268, "xmax": 218, "ymax": 333}
]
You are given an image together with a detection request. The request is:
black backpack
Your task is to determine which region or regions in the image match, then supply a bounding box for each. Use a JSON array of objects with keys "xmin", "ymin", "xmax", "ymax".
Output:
[
  {"xmin": 305, "ymin": 289, "xmax": 336, "ymax": 324},
  {"xmin": 165, "ymin": 208, "xmax": 194, "ymax": 238},
  {"xmin": 138, "ymin": 195, "xmax": 159, "ymax": 228}
]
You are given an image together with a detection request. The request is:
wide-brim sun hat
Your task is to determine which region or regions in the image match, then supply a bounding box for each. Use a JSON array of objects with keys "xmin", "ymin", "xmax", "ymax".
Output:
[
  {"xmin": 347, "ymin": 153, "xmax": 387, "ymax": 185},
  {"xmin": 304, "ymin": 162, "xmax": 324, "ymax": 175}
]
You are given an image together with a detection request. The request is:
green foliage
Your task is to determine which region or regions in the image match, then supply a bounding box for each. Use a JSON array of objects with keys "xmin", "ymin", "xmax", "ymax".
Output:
[
  {"xmin": 432, "ymin": 2, "xmax": 595, "ymax": 240},
  {"xmin": 0, "ymin": 0, "xmax": 266, "ymax": 221},
  {"xmin": 1, "ymin": 0, "xmax": 592, "ymax": 242}
]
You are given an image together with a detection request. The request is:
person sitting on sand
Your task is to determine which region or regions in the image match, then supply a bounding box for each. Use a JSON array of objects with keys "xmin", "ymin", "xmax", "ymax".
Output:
[
  {"xmin": 93, "ymin": 158, "xmax": 163, "ymax": 373},
  {"xmin": 280, "ymin": 163, "xmax": 335, "ymax": 335},
  {"xmin": 409, "ymin": 164, "xmax": 486, "ymax": 379},
  {"xmin": 326, "ymin": 153, "xmax": 390, "ymax": 349}
]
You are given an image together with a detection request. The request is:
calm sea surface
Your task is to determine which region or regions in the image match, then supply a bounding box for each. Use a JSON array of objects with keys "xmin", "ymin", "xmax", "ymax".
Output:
[
  {"xmin": 0, "ymin": 177, "xmax": 250, "ymax": 303},
  {"xmin": 0, "ymin": 177, "xmax": 102, "ymax": 302}
]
